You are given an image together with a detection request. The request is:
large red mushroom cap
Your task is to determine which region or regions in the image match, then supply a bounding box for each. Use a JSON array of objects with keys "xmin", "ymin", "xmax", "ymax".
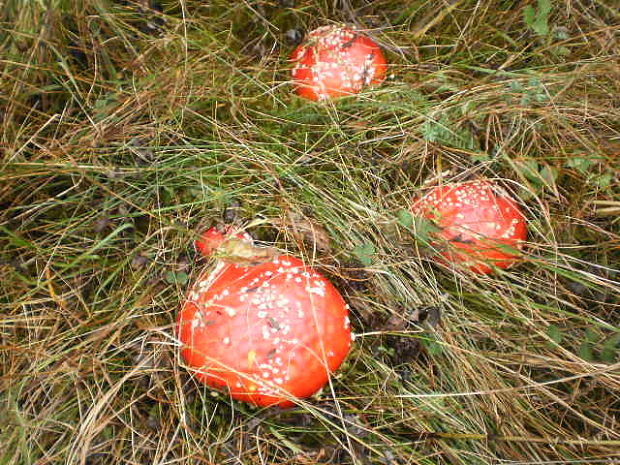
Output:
[
  {"xmin": 290, "ymin": 25, "xmax": 387, "ymax": 101},
  {"xmin": 411, "ymin": 180, "xmax": 527, "ymax": 274},
  {"xmin": 178, "ymin": 228, "xmax": 352, "ymax": 407}
]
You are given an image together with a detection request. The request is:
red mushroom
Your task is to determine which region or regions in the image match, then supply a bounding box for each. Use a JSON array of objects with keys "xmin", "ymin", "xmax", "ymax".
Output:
[
  {"xmin": 411, "ymin": 180, "xmax": 527, "ymax": 274},
  {"xmin": 178, "ymin": 227, "xmax": 352, "ymax": 407},
  {"xmin": 195, "ymin": 225, "xmax": 253, "ymax": 258},
  {"xmin": 290, "ymin": 25, "xmax": 387, "ymax": 101}
]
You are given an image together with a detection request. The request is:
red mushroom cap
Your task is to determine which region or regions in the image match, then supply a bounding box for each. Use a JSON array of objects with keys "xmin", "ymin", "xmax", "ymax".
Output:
[
  {"xmin": 290, "ymin": 25, "xmax": 387, "ymax": 101},
  {"xmin": 195, "ymin": 226, "xmax": 253, "ymax": 258},
  {"xmin": 411, "ymin": 180, "xmax": 527, "ymax": 274},
  {"xmin": 178, "ymin": 229, "xmax": 352, "ymax": 407}
]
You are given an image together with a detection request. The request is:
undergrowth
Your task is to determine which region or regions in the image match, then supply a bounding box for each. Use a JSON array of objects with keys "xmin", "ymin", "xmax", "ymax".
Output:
[{"xmin": 1, "ymin": 0, "xmax": 619, "ymax": 464}]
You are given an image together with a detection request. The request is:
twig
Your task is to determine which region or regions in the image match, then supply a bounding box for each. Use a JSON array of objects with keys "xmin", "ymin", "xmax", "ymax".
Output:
[{"xmin": 405, "ymin": 431, "xmax": 620, "ymax": 447}]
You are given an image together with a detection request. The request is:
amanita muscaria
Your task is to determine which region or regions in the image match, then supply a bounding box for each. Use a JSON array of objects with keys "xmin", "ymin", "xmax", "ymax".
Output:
[
  {"xmin": 290, "ymin": 25, "xmax": 387, "ymax": 101},
  {"xmin": 411, "ymin": 180, "xmax": 527, "ymax": 274},
  {"xmin": 177, "ymin": 226, "xmax": 352, "ymax": 407}
]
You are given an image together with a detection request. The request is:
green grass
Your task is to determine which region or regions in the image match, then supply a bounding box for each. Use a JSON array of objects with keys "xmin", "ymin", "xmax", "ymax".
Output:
[{"xmin": 1, "ymin": 0, "xmax": 619, "ymax": 463}]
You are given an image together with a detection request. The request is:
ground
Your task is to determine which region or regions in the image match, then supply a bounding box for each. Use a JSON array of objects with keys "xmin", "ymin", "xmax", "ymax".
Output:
[{"xmin": 1, "ymin": 0, "xmax": 619, "ymax": 464}]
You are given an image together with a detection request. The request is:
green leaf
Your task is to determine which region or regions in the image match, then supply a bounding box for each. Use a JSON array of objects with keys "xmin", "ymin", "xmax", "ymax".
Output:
[
  {"xmin": 600, "ymin": 334, "xmax": 620, "ymax": 364},
  {"xmin": 535, "ymin": 89, "xmax": 548, "ymax": 103},
  {"xmin": 176, "ymin": 272, "xmax": 189, "ymax": 285},
  {"xmin": 520, "ymin": 159, "xmax": 542, "ymax": 185},
  {"xmin": 165, "ymin": 271, "xmax": 189, "ymax": 285},
  {"xmin": 555, "ymin": 27, "xmax": 570, "ymax": 40},
  {"xmin": 472, "ymin": 153, "xmax": 491, "ymax": 163},
  {"xmin": 520, "ymin": 94, "xmax": 532, "ymax": 106},
  {"xmin": 413, "ymin": 216, "xmax": 439, "ymax": 245},
  {"xmin": 553, "ymin": 46, "xmax": 571, "ymax": 56},
  {"xmin": 594, "ymin": 173, "xmax": 613, "ymax": 188},
  {"xmin": 565, "ymin": 156, "xmax": 595, "ymax": 175},
  {"xmin": 524, "ymin": 0, "xmax": 552, "ymax": 36},
  {"xmin": 509, "ymin": 80, "xmax": 524, "ymax": 92},
  {"xmin": 422, "ymin": 335, "xmax": 443, "ymax": 355},
  {"xmin": 421, "ymin": 118, "xmax": 442, "ymax": 143},
  {"xmin": 540, "ymin": 165, "xmax": 559, "ymax": 186},
  {"xmin": 353, "ymin": 243, "xmax": 376, "ymax": 267},
  {"xmin": 546, "ymin": 324, "xmax": 563, "ymax": 344},
  {"xmin": 584, "ymin": 327, "xmax": 598, "ymax": 344},
  {"xmin": 578, "ymin": 341, "xmax": 594, "ymax": 362},
  {"xmin": 540, "ymin": 0, "xmax": 552, "ymax": 15},
  {"xmin": 94, "ymin": 96, "xmax": 113, "ymax": 110},
  {"xmin": 577, "ymin": 328, "xmax": 598, "ymax": 362},
  {"xmin": 397, "ymin": 209, "xmax": 414, "ymax": 228},
  {"xmin": 421, "ymin": 116, "xmax": 477, "ymax": 151},
  {"xmin": 523, "ymin": 5, "xmax": 537, "ymax": 29},
  {"xmin": 164, "ymin": 271, "xmax": 176, "ymax": 284},
  {"xmin": 528, "ymin": 77, "xmax": 542, "ymax": 88}
]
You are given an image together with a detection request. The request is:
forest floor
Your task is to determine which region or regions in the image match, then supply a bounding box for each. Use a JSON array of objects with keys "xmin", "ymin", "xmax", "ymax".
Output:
[{"xmin": 1, "ymin": 0, "xmax": 619, "ymax": 464}]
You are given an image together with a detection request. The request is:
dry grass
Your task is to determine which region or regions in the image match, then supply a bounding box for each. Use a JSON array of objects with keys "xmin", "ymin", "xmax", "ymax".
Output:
[{"xmin": 1, "ymin": 0, "xmax": 619, "ymax": 464}]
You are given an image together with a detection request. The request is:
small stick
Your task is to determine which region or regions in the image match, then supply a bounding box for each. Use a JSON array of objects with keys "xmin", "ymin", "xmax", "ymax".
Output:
[{"xmin": 405, "ymin": 431, "xmax": 620, "ymax": 447}]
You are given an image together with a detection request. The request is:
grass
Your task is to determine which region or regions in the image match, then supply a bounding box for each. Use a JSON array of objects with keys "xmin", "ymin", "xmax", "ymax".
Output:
[{"xmin": 1, "ymin": 0, "xmax": 619, "ymax": 463}]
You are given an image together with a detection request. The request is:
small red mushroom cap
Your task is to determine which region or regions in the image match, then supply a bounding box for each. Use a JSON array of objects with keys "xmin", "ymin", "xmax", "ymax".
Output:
[
  {"xmin": 179, "ymin": 228, "xmax": 352, "ymax": 407},
  {"xmin": 195, "ymin": 226, "xmax": 253, "ymax": 258},
  {"xmin": 290, "ymin": 25, "xmax": 387, "ymax": 101},
  {"xmin": 411, "ymin": 180, "xmax": 527, "ymax": 274}
]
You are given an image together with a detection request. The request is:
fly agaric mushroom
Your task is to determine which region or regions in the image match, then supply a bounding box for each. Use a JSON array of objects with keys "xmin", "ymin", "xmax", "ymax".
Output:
[
  {"xmin": 290, "ymin": 25, "xmax": 387, "ymax": 101},
  {"xmin": 411, "ymin": 180, "xmax": 527, "ymax": 274},
  {"xmin": 194, "ymin": 225, "xmax": 253, "ymax": 258},
  {"xmin": 178, "ymin": 227, "xmax": 352, "ymax": 407}
]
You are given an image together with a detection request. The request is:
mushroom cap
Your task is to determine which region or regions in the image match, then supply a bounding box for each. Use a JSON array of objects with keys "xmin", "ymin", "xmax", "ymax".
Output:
[
  {"xmin": 195, "ymin": 226, "xmax": 253, "ymax": 258},
  {"xmin": 290, "ymin": 25, "xmax": 387, "ymax": 101},
  {"xmin": 178, "ymin": 255, "xmax": 352, "ymax": 407},
  {"xmin": 412, "ymin": 180, "xmax": 527, "ymax": 274}
]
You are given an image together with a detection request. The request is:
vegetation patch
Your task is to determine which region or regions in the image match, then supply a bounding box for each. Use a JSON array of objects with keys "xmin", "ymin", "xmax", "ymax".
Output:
[{"xmin": 1, "ymin": 0, "xmax": 618, "ymax": 464}]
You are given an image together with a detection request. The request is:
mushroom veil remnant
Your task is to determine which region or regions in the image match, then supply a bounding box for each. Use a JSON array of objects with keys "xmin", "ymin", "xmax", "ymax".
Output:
[
  {"xmin": 411, "ymin": 179, "xmax": 528, "ymax": 274},
  {"xmin": 290, "ymin": 25, "xmax": 387, "ymax": 101},
  {"xmin": 177, "ymin": 227, "xmax": 352, "ymax": 407}
]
